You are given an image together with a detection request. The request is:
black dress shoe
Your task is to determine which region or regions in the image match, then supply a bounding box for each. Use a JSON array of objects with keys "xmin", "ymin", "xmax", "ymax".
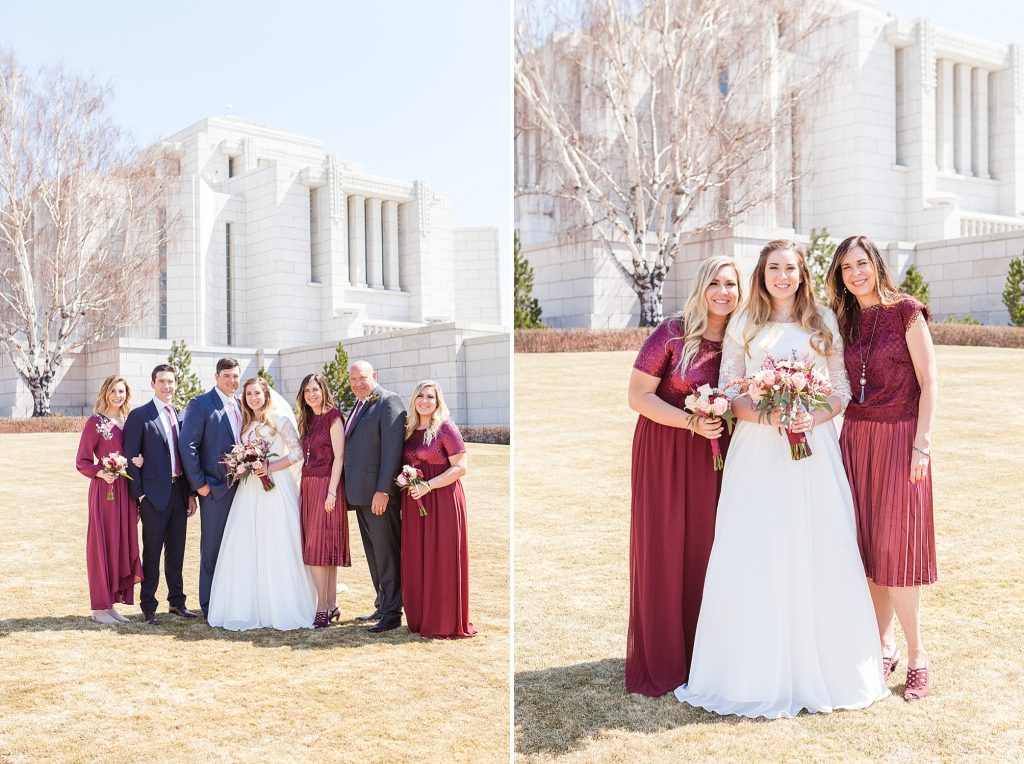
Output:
[
  {"xmin": 168, "ymin": 605, "xmax": 198, "ymax": 618},
  {"xmin": 368, "ymin": 616, "xmax": 401, "ymax": 633},
  {"xmin": 141, "ymin": 609, "xmax": 158, "ymax": 625},
  {"xmin": 355, "ymin": 610, "xmax": 382, "ymax": 622}
]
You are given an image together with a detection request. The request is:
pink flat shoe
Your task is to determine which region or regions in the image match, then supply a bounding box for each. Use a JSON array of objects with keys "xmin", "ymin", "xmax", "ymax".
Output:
[
  {"xmin": 882, "ymin": 648, "xmax": 901, "ymax": 680},
  {"xmin": 904, "ymin": 666, "xmax": 930, "ymax": 701}
]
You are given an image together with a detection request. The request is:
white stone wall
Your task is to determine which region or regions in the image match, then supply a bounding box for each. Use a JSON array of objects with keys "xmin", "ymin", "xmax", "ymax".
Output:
[{"xmin": 453, "ymin": 227, "xmax": 503, "ymax": 325}]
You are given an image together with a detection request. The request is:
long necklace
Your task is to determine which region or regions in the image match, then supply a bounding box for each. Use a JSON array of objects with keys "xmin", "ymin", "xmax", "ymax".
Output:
[
  {"xmin": 304, "ymin": 410, "xmax": 326, "ymax": 465},
  {"xmin": 856, "ymin": 307, "xmax": 882, "ymax": 404}
]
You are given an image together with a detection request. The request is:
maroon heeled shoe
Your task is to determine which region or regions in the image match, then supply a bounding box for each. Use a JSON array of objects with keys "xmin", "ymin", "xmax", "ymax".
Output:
[
  {"xmin": 882, "ymin": 648, "xmax": 901, "ymax": 680},
  {"xmin": 313, "ymin": 610, "xmax": 329, "ymax": 628},
  {"xmin": 328, "ymin": 607, "xmax": 340, "ymax": 623},
  {"xmin": 904, "ymin": 666, "xmax": 931, "ymax": 701}
]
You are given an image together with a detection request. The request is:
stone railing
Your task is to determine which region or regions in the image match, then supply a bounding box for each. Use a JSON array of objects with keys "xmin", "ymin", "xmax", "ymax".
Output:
[{"xmin": 959, "ymin": 211, "xmax": 1024, "ymax": 238}]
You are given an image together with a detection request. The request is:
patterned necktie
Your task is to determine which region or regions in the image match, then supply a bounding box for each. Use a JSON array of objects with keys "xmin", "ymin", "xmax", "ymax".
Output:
[{"xmin": 163, "ymin": 405, "xmax": 182, "ymax": 477}]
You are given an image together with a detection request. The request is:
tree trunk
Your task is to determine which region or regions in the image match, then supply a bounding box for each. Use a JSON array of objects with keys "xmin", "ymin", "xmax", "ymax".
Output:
[
  {"xmin": 637, "ymin": 282, "xmax": 665, "ymax": 327},
  {"xmin": 29, "ymin": 375, "xmax": 54, "ymax": 417}
]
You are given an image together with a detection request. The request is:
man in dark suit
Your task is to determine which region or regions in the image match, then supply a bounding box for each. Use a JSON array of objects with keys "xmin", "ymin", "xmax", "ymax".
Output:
[
  {"xmin": 343, "ymin": 360, "xmax": 407, "ymax": 633},
  {"xmin": 123, "ymin": 364, "xmax": 198, "ymax": 624},
  {"xmin": 179, "ymin": 357, "xmax": 243, "ymax": 618}
]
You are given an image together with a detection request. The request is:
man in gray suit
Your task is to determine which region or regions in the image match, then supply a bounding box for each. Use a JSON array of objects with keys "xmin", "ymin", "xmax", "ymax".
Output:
[{"xmin": 343, "ymin": 361, "xmax": 406, "ymax": 633}]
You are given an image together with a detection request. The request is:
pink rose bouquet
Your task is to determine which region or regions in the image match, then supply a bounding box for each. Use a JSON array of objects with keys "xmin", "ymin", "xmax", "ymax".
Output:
[
  {"xmin": 732, "ymin": 353, "xmax": 834, "ymax": 460},
  {"xmin": 221, "ymin": 435, "xmax": 279, "ymax": 491},
  {"xmin": 100, "ymin": 452, "xmax": 132, "ymax": 500},
  {"xmin": 683, "ymin": 384, "xmax": 735, "ymax": 470},
  {"xmin": 395, "ymin": 464, "xmax": 428, "ymax": 516}
]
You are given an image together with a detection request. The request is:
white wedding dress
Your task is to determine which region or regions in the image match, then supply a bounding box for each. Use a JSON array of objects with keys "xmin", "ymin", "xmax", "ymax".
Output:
[
  {"xmin": 208, "ymin": 413, "xmax": 317, "ymax": 631},
  {"xmin": 674, "ymin": 309, "xmax": 889, "ymax": 718}
]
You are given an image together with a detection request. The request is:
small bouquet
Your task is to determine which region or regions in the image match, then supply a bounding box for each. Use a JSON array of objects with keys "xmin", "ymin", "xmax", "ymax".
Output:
[
  {"xmin": 732, "ymin": 353, "xmax": 834, "ymax": 460},
  {"xmin": 100, "ymin": 452, "xmax": 132, "ymax": 500},
  {"xmin": 395, "ymin": 464, "xmax": 428, "ymax": 516},
  {"xmin": 683, "ymin": 384, "xmax": 735, "ymax": 471},
  {"xmin": 221, "ymin": 435, "xmax": 279, "ymax": 492}
]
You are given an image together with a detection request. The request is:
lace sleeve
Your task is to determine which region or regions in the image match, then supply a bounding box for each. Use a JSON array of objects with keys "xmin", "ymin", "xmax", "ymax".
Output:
[
  {"xmin": 278, "ymin": 417, "xmax": 303, "ymax": 464},
  {"xmin": 823, "ymin": 310, "xmax": 851, "ymax": 410},
  {"xmin": 717, "ymin": 312, "xmax": 748, "ymax": 398}
]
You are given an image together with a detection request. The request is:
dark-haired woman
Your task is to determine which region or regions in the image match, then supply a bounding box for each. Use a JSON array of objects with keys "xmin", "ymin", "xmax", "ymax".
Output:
[
  {"xmin": 296, "ymin": 374, "xmax": 349, "ymax": 628},
  {"xmin": 828, "ymin": 235, "xmax": 937, "ymax": 701}
]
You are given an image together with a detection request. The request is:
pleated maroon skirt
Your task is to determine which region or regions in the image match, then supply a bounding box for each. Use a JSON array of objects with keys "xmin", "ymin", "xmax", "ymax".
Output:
[
  {"xmin": 401, "ymin": 477, "xmax": 476, "ymax": 639},
  {"xmin": 840, "ymin": 417, "xmax": 937, "ymax": 587},
  {"xmin": 85, "ymin": 477, "xmax": 142, "ymax": 610},
  {"xmin": 300, "ymin": 475, "xmax": 351, "ymax": 567},
  {"xmin": 626, "ymin": 416, "xmax": 725, "ymax": 696}
]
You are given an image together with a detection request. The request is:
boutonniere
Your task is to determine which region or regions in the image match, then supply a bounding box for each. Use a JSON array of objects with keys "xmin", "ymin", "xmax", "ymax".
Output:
[
  {"xmin": 95, "ymin": 415, "xmax": 114, "ymax": 441},
  {"xmin": 364, "ymin": 393, "xmax": 381, "ymax": 406}
]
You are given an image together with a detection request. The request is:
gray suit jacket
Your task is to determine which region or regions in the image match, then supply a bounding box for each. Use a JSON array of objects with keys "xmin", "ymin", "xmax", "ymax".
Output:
[{"xmin": 343, "ymin": 385, "xmax": 407, "ymax": 507}]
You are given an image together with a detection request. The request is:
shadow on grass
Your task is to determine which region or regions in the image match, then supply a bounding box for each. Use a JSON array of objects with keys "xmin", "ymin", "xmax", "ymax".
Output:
[
  {"xmin": 515, "ymin": 658, "xmax": 754, "ymax": 756},
  {"xmin": 0, "ymin": 613, "xmax": 426, "ymax": 649}
]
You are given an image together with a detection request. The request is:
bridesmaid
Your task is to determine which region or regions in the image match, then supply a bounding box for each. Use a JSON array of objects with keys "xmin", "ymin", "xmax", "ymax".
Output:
[
  {"xmin": 625, "ymin": 254, "xmax": 742, "ymax": 696},
  {"xmin": 827, "ymin": 235, "xmax": 938, "ymax": 701},
  {"xmin": 75, "ymin": 375, "xmax": 144, "ymax": 624},
  {"xmin": 295, "ymin": 373, "xmax": 350, "ymax": 628},
  {"xmin": 401, "ymin": 380, "xmax": 475, "ymax": 638}
]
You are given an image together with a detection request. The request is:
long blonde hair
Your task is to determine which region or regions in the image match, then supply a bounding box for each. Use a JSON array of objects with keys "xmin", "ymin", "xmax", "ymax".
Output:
[
  {"xmin": 404, "ymin": 380, "xmax": 451, "ymax": 445},
  {"xmin": 93, "ymin": 375, "xmax": 132, "ymax": 420},
  {"xmin": 744, "ymin": 239, "xmax": 835, "ymax": 357},
  {"xmin": 826, "ymin": 235, "xmax": 900, "ymax": 343},
  {"xmin": 240, "ymin": 377, "xmax": 278, "ymax": 436},
  {"xmin": 674, "ymin": 255, "xmax": 743, "ymax": 373}
]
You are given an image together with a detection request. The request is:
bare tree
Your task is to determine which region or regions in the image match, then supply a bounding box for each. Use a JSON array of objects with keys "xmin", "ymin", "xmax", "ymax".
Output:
[
  {"xmin": 515, "ymin": 0, "xmax": 835, "ymax": 325},
  {"xmin": 0, "ymin": 50, "xmax": 173, "ymax": 415}
]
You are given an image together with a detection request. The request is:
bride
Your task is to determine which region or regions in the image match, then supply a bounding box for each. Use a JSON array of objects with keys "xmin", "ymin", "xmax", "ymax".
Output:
[
  {"xmin": 208, "ymin": 377, "xmax": 317, "ymax": 631},
  {"xmin": 674, "ymin": 240, "xmax": 889, "ymax": 718}
]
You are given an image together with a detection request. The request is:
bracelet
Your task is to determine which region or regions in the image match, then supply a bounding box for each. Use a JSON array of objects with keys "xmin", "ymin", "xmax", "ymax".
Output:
[
  {"xmin": 327, "ymin": 491, "xmax": 336, "ymax": 497},
  {"xmin": 912, "ymin": 445, "xmax": 930, "ymax": 458}
]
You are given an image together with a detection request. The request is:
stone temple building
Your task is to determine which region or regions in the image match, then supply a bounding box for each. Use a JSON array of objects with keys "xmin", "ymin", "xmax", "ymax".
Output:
[
  {"xmin": 1, "ymin": 117, "xmax": 508, "ymax": 423},
  {"xmin": 516, "ymin": 0, "xmax": 1024, "ymax": 326}
]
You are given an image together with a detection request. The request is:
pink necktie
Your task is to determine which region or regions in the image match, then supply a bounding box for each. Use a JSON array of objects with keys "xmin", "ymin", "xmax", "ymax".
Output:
[
  {"xmin": 229, "ymin": 399, "xmax": 242, "ymax": 440},
  {"xmin": 163, "ymin": 405, "xmax": 181, "ymax": 477}
]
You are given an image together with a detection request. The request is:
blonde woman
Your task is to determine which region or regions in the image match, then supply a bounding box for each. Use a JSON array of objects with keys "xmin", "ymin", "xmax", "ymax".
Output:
[
  {"xmin": 675, "ymin": 240, "xmax": 889, "ymax": 717},
  {"xmin": 400, "ymin": 380, "xmax": 475, "ymax": 638},
  {"xmin": 75, "ymin": 375, "xmax": 143, "ymax": 624},
  {"xmin": 625, "ymin": 255, "xmax": 741, "ymax": 696},
  {"xmin": 207, "ymin": 378, "xmax": 317, "ymax": 631}
]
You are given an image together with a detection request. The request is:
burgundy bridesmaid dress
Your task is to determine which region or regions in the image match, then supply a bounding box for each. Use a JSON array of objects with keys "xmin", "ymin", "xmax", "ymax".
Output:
[
  {"xmin": 299, "ymin": 407, "xmax": 351, "ymax": 567},
  {"xmin": 840, "ymin": 295, "xmax": 937, "ymax": 587},
  {"xmin": 626, "ymin": 318, "xmax": 727, "ymax": 696},
  {"xmin": 75, "ymin": 414, "xmax": 143, "ymax": 610},
  {"xmin": 400, "ymin": 420, "xmax": 476, "ymax": 638}
]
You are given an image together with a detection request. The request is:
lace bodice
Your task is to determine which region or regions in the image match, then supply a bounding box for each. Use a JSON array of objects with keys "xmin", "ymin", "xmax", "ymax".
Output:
[
  {"xmin": 242, "ymin": 415, "xmax": 303, "ymax": 464},
  {"xmin": 718, "ymin": 309, "xmax": 852, "ymax": 409}
]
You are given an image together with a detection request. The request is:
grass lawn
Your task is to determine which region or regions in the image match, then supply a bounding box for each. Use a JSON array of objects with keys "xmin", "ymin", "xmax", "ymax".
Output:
[
  {"xmin": 0, "ymin": 439, "xmax": 509, "ymax": 763},
  {"xmin": 514, "ymin": 346, "xmax": 1024, "ymax": 762}
]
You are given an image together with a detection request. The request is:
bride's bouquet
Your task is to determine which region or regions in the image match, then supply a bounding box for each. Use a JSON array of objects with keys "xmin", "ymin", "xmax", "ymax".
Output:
[
  {"xmin": 683, "ymin": 384, "xmax": 734, "ymax": 471},
  {"xmin": 395, "ymin": 465, "xmax": 428, "ymax": 516},
  {"xmin": 732, "ymin": 353, "xmax": 834, "ymax": 460},
  {"xmin": 100, "ymin": 452, "xmax": 132, "ymax": 500},
  {"xmin": 222, "ymin": 436, "xmax": 279, "ymax": 491}
]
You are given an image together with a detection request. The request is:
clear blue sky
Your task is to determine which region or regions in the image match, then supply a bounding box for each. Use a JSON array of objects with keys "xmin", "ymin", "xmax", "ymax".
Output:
[
  {"xmin": 877, "ymin": 0, "xmax": 1022, "ymax": 44},
  {"xmin": 1, "ymin": 0, "xmax": 512, "ymax": 324}
]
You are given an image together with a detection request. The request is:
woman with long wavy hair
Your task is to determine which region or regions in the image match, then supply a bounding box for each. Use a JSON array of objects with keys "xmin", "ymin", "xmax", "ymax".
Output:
[
  {"xmin": 827, "ymin": 235, "xmax": 937, "ymax": 701},
  {"xmin": 674, "ymin": 240, "xmax": 888, "ymax": 717},
  {"xmin": 399, "ymin": 380, "xmax": 475, "ymax": 638},
  {"xmin": 625, "ymin": 254, "xmax": 742, "ymax": 696}
]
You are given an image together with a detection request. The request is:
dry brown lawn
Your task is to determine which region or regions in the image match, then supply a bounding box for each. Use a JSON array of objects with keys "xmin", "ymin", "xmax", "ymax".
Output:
[
  {"xmin": 0, "ymin": 439, "xmax": 509, "ymax": 763},
  {"xmin": 515, "ymin": 346, "xmax": 1024, "ymax": 762}
]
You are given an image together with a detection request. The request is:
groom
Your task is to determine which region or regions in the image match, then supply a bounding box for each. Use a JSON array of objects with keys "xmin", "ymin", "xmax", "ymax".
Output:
[
  {"xmin": 179, "ymin": 357, "xmax": 243, "ymax": 618},
  {"xmin": 344, "ymin": 361, "xmax": 406, "ymax": 633}
]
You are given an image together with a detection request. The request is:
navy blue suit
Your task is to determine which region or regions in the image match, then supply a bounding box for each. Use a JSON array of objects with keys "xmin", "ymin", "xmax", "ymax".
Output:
[
  {"xmin": 179, "ymin": 388, "xmax": 240, "ymax": 613},
  {"xmin": 123, "ymin": 399, "xmax": 191, "ymax": 611}
]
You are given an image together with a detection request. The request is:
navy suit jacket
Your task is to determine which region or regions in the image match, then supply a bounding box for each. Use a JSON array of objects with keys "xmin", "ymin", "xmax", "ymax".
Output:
[
  {"xmin": 179, "ymin": 388, "xmax": 239, "ymax": 500},
  {"xmin": 123, "ymin": 399, "xmax": 186, "ymax": 511}
]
